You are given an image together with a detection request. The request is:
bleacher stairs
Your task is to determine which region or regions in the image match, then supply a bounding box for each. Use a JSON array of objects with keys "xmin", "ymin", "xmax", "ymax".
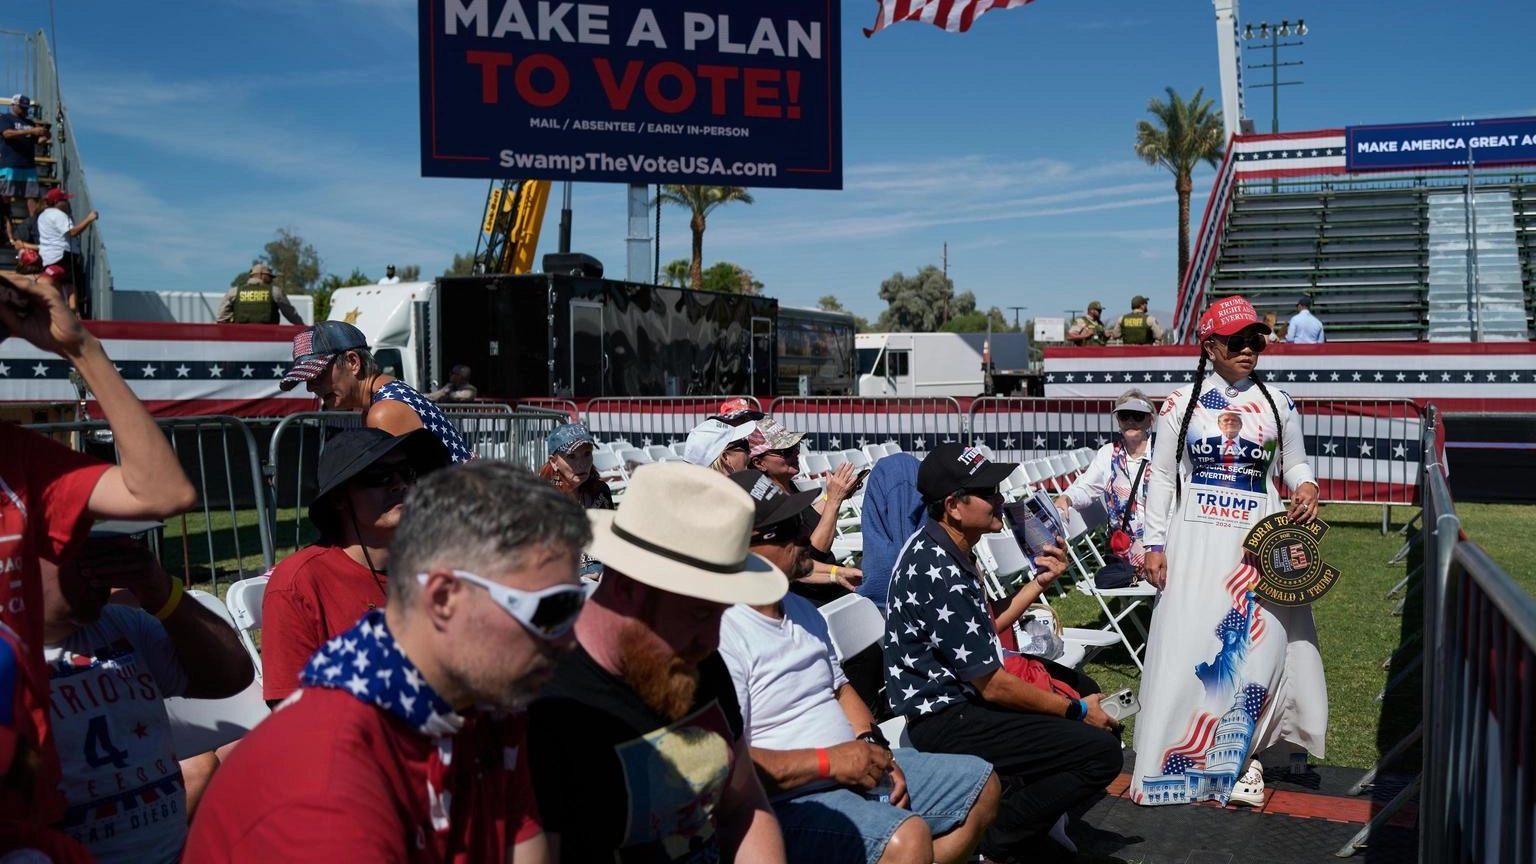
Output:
[{"xmin": 1202, "ymin": 171, "xmax": 1536, "ymax": 342}]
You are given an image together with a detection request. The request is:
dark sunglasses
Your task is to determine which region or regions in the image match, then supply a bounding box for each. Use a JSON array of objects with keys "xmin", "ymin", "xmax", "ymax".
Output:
[
  {"xmin": 767, "ymin": 448, "xmax": 799, "ymax": 460},
  {"xmin": 955, "ymin": 486, "xmax": 1002, "ymax": 500},
  {"xmin": 352, "ymin": 461, "xmax": 418, "ymax": 489},
  {"xmin": 1115, "ymin": 410, "xmax": 1151, "ymax": 423},
  {"xmin": 1209, "ymin": 333, "xmax": 1267, "ymax": 354}
]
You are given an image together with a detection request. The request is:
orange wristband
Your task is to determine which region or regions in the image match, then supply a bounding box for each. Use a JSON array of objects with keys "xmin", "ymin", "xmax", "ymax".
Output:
[{"xmin": 816, "ymin": 748, "xmax": 831, "ymax": 779}]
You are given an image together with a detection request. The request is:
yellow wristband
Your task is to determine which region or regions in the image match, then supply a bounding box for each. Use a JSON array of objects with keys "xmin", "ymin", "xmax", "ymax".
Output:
[{"xmin": 153, "ymin": 578, "xmax": 185, "ymax": 621}]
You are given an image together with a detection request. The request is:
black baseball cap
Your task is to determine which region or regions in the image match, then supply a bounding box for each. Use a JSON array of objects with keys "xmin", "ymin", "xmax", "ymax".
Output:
[
  {"xmin": 917, "ymin": 443, "xmax": 1017, "ymax": 504},
  {"xmin": 729, "ymin": 470, "xmax": 819, "ymax": 541}
]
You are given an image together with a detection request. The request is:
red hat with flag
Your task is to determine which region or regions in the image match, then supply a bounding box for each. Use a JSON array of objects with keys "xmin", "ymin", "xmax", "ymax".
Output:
[{"xmin": 1197, "ymin": 296, "xmax": 1271, "ymax": 340}]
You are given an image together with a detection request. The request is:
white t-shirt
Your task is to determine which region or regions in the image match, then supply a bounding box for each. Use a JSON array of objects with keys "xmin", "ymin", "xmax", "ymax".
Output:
[
  {"xmin": 378, "ymin": 275, "xmax": 401, "ymax": 284},
  {"xmin": 44, "ymin": 605, "xmax": 190, "ymax": 864},
  {"xmin": 719, "ymin": 594, "xmax": 856, "ymax": 766},
  {"xmin": 37, "ymin": 207, "xmax": 77, "ymax": 265}
]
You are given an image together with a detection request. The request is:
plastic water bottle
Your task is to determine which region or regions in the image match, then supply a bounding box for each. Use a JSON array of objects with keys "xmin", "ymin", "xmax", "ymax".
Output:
[
  {"xmin": 1289, "ymin": 752, "xmax": 1308, "ymax": 776},
  {"xmin": 871, "ymin": 771, "xmax": 893, "ymax": 804}
]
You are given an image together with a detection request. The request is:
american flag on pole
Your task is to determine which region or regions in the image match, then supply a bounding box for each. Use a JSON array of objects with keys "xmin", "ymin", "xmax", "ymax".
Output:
[{"xmin": 864, "ymin": 0, "xmax": 1040, "ymax": 36}]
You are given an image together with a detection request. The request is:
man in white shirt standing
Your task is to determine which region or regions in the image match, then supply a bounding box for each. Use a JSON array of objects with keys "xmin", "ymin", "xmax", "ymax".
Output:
[
  {"xmin": 1286, "ymin": 296, "xmax": 1325, "ymax": 344},
  {"xmin": 36, "ymin": 187, "xmax": 97, "ymax": 312},
  {"xmin": 718, "ymin": 469, "xmax": 1000, "ymax": 864},
  {"xmin": 377, "ymin": 264, "xmax": 401, "ymax": 284}
]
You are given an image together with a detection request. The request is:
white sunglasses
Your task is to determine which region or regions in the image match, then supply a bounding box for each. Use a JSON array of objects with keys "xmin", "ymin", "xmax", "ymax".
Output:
[{"xmin": 416, "ymin": 570, "xmax": 594, "ymax": 640}]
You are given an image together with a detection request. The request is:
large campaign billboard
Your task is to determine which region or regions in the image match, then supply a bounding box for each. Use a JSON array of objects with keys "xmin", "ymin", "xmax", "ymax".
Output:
[
  {"xmin": 418, "ymin": 0, "xmax": 843, "ymax": 189},
  {"xmin": 1345, "ymin": 116, "xmax": 1536, "ymax": 172}
]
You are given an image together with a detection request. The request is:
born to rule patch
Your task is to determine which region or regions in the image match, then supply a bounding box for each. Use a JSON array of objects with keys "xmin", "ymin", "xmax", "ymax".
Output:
[{"xmin": 1242, "ymin": 512, "xmax": 1341, "ymax": 607}]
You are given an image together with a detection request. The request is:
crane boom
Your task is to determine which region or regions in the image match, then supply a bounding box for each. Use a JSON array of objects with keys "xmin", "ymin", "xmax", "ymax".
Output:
[{"xmin": 474, "ymin": 179, "xmax": 552, "ymax": 275}]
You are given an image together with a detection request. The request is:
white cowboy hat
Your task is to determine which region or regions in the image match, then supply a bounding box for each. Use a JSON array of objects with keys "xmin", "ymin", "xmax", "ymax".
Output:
[{"xmin": 586, "ymin": 462, "xmax": 788, "ymax": 605}]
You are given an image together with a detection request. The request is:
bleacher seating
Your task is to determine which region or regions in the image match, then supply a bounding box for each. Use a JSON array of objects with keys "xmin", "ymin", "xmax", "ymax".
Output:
[{"xmin": 1205, "ymin": 173, "xmax": 1536, "ymax": 341}]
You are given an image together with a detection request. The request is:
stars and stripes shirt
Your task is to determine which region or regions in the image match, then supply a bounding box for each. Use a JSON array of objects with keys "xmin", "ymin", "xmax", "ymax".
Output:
[
  {"xmin": 881, "ymin": 519, "xmax": 1000, "ymax": 720},
  {"xmin": 373, "ymin": 380, "xmax": 474, "ymax": 463}
]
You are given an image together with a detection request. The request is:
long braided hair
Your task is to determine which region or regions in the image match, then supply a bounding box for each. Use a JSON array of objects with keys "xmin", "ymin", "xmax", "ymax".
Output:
[{"xmin": 1173, "ymin": 343, "xmax": 1286, "ymax": 504}]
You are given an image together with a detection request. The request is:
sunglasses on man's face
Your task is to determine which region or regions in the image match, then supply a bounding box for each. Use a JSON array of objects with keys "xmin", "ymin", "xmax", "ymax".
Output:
[
  {"xmin": 1116, "ymin": 410, "xmax": 1151, "ymax": 423},
  {"xmin": 352, "ymin": 461, "xmax": 418, "ymax": 489},
  {"xmin": 418, "ymin": 570, "xmax": 595, "ymax": 640},
  {"xmin": 1209, "ymin": 333, "xmax": 1268, "ymax": 354}
]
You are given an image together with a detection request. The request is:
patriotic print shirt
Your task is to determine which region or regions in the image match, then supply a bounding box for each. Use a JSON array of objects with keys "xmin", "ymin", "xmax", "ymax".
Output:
[
  {"xmin": 44, "ymin": 606, "xmax": 189, "ymax": 864},
  {"xmin": 882, "ymin": 519, "xmax": 1001, "ymax": 720},
  {"xmin": 373, "ymin": 380, "xmax": 474, "ymax": 463}
]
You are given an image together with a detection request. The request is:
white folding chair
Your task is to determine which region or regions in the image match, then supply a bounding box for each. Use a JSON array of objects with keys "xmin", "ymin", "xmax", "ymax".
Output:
[
  {"xmin": 802, "ymin": 452, "xmax": 833, "ymax": 479},
  {"xmin": 646, "ymin": 445, "xmax": 673, "ymax": 462},
  {"xmin": 592, "ymin": 449, "xmax": 629, "ymax": 494},
  {"xmin": 883, "ymin": 442, "xmax": 903, "ymax": 457},
  {"xmin": 1048, "ymin": 454, "xmax": 1077, "ymax": 492},
  {"xmin": 670, "ymin": 441, "xmax": 688, "ymax": 457},
  {"xmin": 862, "ymin": 444, "xmax": 888, "ymax": 464},
  {"xmin": 841, "ymin": 449, "xmax": 871, "ymax": 471},
  {"xmin": 793, "ymin": 477, "xmax": 824, "ymax": 494},
  {"xmin": 618, "ymin": 448, "xmax": 654, "ymax": 472},
  {"xmin": 1003, "ymin": 465, "xmax": 1032, "ymax": 502},
  {"xmin": 1064, "ymin": 499, "xmax": 1154, "ymax": 671},
  {"xmin": 975, "ymin": 444, "xmax": 995, "ymax": 460},
  {"xmin": 825, "ymin": 450, "xmax": 849, "ymax": 472},
  {"xmin": 224, "ymin": 576, "xmax": 268, "ymax": 684},
  {"xmin": 817, "ymin": 593, "xmax": 887, "ymax": 663},
  {"xmin": 164, "ymin": 591, "xmax": 272, "ymax": 755},
  {"xmin": 878, "ymin": 714, "xmax": 913, "ymax": 748}
]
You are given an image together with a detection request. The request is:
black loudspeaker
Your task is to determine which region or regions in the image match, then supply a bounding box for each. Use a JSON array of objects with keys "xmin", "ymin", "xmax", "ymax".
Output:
[{"xmin": 541, "ymin": 252, "xmax": 604, "ymax": 278}]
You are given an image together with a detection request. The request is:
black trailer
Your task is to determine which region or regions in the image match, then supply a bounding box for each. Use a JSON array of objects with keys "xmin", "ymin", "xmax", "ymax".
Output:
[{"xmin": 438, "ymin": 275, "xmax": 778, "ymax": 399}]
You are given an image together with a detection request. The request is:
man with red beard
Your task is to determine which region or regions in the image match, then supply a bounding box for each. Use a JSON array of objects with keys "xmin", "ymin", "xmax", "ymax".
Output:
[{"xmin": 528, "ymin": 463, "xmax": 788, "ymax": 864}]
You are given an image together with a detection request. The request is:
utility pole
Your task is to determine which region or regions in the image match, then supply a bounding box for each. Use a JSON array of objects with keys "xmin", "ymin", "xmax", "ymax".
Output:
[
  {"xmin": 1008, "ymin": 305, "xmax": 1028, "ymax": 330},
  {"xmin": 941, "ymin": 241, "xmax": 949, "ymax": 325}
]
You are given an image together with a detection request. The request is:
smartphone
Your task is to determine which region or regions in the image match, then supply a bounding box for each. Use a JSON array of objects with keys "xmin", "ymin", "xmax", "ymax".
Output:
[
  {"xmin": 848, "ymin": 468, "xmax": 871, "ymax": 495},
  {"xmin": 1100, "ymin": 688, "xmax": 1141, "ymax": 721}
]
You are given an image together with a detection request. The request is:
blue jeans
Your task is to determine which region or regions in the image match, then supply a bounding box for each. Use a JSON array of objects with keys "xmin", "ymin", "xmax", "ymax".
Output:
[{"xmin": 774, "ymin": 749, "xmax": 993, "ymax": 864}]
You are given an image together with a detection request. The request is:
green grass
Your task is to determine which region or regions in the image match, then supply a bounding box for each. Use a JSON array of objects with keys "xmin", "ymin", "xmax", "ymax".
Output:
[
  {"xmin": 156, "ymin": 506, "xmax": 315, "ymax": 597},
  {"xmin": 1048, "ymin": 502, "xmax": 1536, "ymax": 770}
]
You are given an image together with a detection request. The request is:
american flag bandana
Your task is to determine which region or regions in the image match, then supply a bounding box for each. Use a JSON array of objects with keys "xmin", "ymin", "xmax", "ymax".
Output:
[{"xmin": 300, "ymin": 610, "xmax": 462, "ymax": 737}]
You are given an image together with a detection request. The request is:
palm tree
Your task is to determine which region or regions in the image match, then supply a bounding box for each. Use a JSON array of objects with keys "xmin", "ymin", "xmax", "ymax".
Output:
[
  {"xmin": 1134, "ymin": 86, "xmax": 1225, "ymax": 286},
  {"xmin": 655, "ymin": 185, "xmax": 754, "ymax": 289}
]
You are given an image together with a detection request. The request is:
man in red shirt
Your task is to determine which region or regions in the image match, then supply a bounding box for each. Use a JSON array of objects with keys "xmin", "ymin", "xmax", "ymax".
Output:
[
  {"xmin": 185, "ymin": 460, "xmax": 593, "ymax": 863},
  {"xmin": 0, "ymin": 275, "xmax": 197, "ymax": 847},
  {"xmin": 261, "ymin": 427, "xmax": 450, "ymax": 703}
]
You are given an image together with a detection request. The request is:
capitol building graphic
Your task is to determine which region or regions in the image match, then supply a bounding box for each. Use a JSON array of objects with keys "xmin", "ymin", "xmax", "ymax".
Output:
[{"xmin": 1140, "ymin": 682, "xmax": 1268, "ymax": 805}]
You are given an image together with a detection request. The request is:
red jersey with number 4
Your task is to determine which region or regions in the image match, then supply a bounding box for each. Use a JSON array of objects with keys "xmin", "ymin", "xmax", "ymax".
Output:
[{"xmin": 184, "ymin": 687, "xmax": 540, "ymax": 863}]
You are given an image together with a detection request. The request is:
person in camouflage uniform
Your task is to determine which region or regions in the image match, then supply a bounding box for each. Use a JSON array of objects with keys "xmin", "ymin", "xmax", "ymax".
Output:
[{"xmin": 1067, "ymin": 301, "xmax": 1108, "ymax": 346}]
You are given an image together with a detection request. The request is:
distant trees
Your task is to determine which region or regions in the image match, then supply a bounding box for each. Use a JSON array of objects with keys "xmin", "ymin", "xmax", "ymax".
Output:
[
  {"xmin": 817, "ymin": 295, "xmax": 870, "ymax": 331},
  {"xmin": 1134, "ymin": 86, "xmax": 1225, "ymax": 285},
  {"xmin": 655, "ymin": 185, "xmax": 755, "ymax": 289},
  {"xmin": 443, "ymin": 251, "xmax": 477, "ymax": 277},
  {"xmin": 873, "ymin": 265, "xmax": 975, "ymax": 332},
  {"xmin": 397, "ymin": 264, "xmax": 421, "ymax": 281},
  {"xmin": 262, "ymin": 228, "xmax": 323, "ymax": 295},
  {"xmin": 661, "ymin": 258, "xmax": 763, "ymax": 295}
]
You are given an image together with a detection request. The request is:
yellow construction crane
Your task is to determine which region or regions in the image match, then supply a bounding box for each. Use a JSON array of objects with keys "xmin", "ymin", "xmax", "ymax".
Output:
[{"xmin": 474, "ymin": 179, "xmax": 551, "ymax": 274}]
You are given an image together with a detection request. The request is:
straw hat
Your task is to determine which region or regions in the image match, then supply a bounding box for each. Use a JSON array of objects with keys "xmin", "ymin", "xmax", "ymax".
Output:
[{"xmin": 586, "ymin": 462, "xmax": 788, "ymax": 605}]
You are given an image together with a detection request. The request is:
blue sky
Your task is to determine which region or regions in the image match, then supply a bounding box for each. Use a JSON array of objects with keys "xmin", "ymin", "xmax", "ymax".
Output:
[{"xmin": 7, "ymin": 0, "xmax": 1532, "ymax": 322}]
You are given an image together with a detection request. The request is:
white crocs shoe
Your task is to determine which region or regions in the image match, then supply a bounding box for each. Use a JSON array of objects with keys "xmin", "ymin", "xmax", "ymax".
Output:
[{"xmin": 1228, "ymin": 759, "xmax": 1265, "ymax": 807}]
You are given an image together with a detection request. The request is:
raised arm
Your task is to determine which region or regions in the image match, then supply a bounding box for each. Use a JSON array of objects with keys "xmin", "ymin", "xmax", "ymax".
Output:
[{"xmin": 0, "ymin": 275, "xmax": 197, "ymax": 519}]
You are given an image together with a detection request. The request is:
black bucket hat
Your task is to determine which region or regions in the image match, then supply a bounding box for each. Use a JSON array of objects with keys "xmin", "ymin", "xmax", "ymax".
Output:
[{"xmin": 308, "ymin": 427, "xmax": 451, "ymax": 541}]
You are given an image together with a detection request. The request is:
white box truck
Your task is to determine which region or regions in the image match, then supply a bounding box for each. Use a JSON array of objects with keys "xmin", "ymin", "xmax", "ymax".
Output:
[{"xmin": 855, "ymin": 332, "xmax": 1030, "ymax": 397}]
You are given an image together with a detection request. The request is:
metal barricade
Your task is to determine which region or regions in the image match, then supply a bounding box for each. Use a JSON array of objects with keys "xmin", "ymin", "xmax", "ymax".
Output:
[
  {"xmin": 516, "ymin": 398, "xmax": 581, "ymax": 422},
  {"xmin": 24, "ymin": 415, "xmax": 273, "ymax": 590},
  {"xmin": 1294, "ymin": 398, "xmax": 1425, "ymax": 507},
  {"xmin": 1417, "ymin": 405, "xmax": 1536, "ymax": 863},
  {"xmin": 766, "ymin": 396, "xmax": 965, "ymax": 452},
  {"xmin": 967, "ymin": 397, "xmax": 1118, "ymax": 462},
  {"xmin": 583, "ymin": 396, "xmax": 761, "ymax": 445},
  {"xmin": 966, "ymin": 396, "xmax": 1425, "ymax": 507},
  {"xmin": 264, "ymin": 411, "xmax": 365, "ymax": 557},
  {"xmin": 442, "ymin": 404, "xmax": 567, "ymax": 468}
]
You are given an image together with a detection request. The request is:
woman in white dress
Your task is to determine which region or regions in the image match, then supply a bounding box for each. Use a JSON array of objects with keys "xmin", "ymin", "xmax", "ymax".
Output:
[{"xmin": 1132, "ymin": 296, "xmax": 1324, "ymax": 808}]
